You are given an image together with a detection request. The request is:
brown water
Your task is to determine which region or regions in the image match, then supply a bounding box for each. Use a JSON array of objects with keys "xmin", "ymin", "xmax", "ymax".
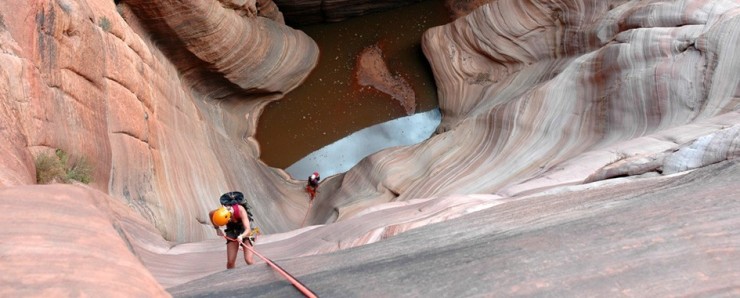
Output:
[{"xmin": 255, "ymin": 0, "xmax": 451, "ymax": 169}]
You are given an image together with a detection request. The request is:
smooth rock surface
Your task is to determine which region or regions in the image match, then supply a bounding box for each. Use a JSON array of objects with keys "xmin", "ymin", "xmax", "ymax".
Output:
[
  {"xmin": 0, "ymin": 184, "xmax": 168, "ymax": 297},
  {"xmin": 171, "ymin": 161, "xmax": 740, "ymax": 296}
]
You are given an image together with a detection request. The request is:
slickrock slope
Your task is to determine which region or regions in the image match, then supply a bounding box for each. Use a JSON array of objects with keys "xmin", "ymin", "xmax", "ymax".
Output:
[
  {"xmin": 128, "ymin": 193, "xmax": 503, "ymax": 288},
  {"xmin": 172, "ymin": 160, "xmax": 740, "ymax": 297},
  {"xmin": 0, "ymin": 184, "xmax": 168, "ymax": 296}
]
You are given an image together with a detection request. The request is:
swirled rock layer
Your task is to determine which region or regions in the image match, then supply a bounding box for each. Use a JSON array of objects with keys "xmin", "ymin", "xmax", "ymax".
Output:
[
  {"xmin": 125, "ymin": 0, "xmax": 318, "ymax": 95},
  {"xmin": 314, "ymin": 0, "xmax": 740, "ymax": 221},
  {"xmin": 0, "ymin": 0, "xmax": 318, "ymax": 245}
]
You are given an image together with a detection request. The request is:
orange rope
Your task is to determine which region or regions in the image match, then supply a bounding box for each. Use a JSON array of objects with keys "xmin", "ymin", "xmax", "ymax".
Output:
[
  {"xmin": 224, "ymin": 236, "xmax": 318, "ymax": 298},
  {"xmin": 301, "ymin": 185, "xmax": 316, "ymax": 227}
]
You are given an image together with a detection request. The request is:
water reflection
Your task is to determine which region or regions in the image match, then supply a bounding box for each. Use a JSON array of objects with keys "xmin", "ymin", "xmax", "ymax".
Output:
[{"xmin": 286, "ymin": 108, "xmax": 441, "ymax": 179}]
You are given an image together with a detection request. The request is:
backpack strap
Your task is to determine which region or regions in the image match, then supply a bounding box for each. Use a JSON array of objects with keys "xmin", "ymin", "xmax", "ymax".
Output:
[{"xmin": 231, "ymin": 204, "xmax": 241, "ymax": 220}]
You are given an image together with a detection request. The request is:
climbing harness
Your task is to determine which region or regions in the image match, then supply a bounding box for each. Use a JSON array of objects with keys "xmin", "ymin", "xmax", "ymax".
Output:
[
  {"xmin": 306, "ymin": 185, "xmax": 317, "ymax": 201},
  {"xmin": 244, "ymin": 227, "xmax": 261, "ymax": 244},
  {"xmin": 224, "ymin": 236, "xmax": 318, "ymax": 298}
]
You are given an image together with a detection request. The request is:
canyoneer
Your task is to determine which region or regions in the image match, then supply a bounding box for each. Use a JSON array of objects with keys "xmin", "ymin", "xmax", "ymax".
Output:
[
  {"xmin": 306, "ymin": 171, "xmax": 320, "ymax": 201},
  {"xmin": 211, "ymin": 192, "xmax": 317, "ymax": 297},
  {"xmin": 209, "ymin": 191, "xmax": 259, "ymax": 269}
]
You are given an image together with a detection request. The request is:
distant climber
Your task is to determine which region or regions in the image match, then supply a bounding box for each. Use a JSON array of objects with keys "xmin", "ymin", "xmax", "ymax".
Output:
[
  {"xmin": 306, "ymin": 172, "xmax": 320, "ymax": 201},
  {"xmin": 210, "ymin": 191, "xmax": 255, "ymax": 269}
]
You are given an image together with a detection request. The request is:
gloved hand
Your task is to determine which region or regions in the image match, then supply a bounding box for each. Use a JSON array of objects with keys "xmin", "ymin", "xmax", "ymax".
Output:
[{"xmin": 237, "ymin": 234, "xmax": 244, "ymax": 243}]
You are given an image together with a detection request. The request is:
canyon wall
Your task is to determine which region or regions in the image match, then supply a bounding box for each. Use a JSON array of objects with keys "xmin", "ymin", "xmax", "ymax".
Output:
[
  {"xmin": 0, "ymin": 0, "xmax": 318, "ymax": 244},
  {"xmin": 1, "ymin": 0, "xmax": 738, "ymax": 295},
  {"xmin": 312, "ymin": 0, "xmax": 739, "ymax": 221}
]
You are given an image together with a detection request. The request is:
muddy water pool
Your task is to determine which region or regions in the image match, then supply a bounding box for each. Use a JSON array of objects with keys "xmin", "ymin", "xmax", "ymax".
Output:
[{"xmin": 255, "ymin": 0, "xmax": 451, "ymax": 177}]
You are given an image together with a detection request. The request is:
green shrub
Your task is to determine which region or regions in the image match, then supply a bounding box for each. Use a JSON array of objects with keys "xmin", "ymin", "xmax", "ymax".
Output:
[
  {"xmin": 66, "ymin": 156, "xmax": 93, "ymax": 184},
  {"xmin": 35, "ymin": 150, "xmax": 67, "ymax": 184},
  {"xmin": 98, "ymin": 16, "xmax": 111, "ymax": 32},
  {"xmin": 35, "ymin": 149, "xmax": 93, "ymax": 184}
]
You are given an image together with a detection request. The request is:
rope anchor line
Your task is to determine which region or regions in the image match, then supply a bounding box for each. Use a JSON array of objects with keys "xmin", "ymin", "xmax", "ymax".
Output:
[{"xmin": 224, "ymin": 236, "xmax": 318, "ymax": 298}]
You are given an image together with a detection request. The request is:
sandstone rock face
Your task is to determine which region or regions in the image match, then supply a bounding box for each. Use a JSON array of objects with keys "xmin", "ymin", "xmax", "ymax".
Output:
[
  {"xmin": 313, "ymin": 0, "xmax": 739, "ymax": 221},
  {"xmin": 0, "ymin": 28, "xmax": 35, "ymax": 187},
  {"xmin": 125, "ymin": 0, "xmax": 317, "ymax": 96},
  {"xmin": 1, "ymin": 0, "xmax": 739, "ymax": 295},
  {"xmin": 0, "ymin": 184, "xmax": 168, "ymax": 296},
  {"xmin": 586, "ymin": 124, "xmax": 740, "ymax": 182},
  {"xmin": 0, "ymin": 0, "xmax": 319, "ymax": 244}
]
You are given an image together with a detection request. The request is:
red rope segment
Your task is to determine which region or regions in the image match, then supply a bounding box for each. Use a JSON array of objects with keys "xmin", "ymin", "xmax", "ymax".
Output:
[
  {"xmin": 301, "ymin": 199, "xmax": 313, "ymax": 228},
  {"xmin": 224, "ymin": 236, "xmax": 318, "ymax": 298}
]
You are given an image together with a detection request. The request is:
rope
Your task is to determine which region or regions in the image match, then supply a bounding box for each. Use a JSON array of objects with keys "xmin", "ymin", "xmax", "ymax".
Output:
[
  {"xmin": 300, "ymin": 199, "xmax": 313, "ymax": 227},
  {"xmin": 301, "ymin": 185, "xmax": 316, "ymax": 227},
  {"xmin": 224, "ymin": 236, "xmax": 318, "ymax": 298}
]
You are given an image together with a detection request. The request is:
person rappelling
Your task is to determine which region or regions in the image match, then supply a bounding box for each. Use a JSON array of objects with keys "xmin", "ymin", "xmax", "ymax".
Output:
[
  {"xmin": 209, "ymin": 193, "xmax": 318, "ymax": 297},
  {"xmin": 209, "ymin": 191, "xmax": 258, "ymax": 269},
  {"xmin": 306, "ymin": 171, "xmax": 320, "ymax": 201},
  {"xmin": 301, "ymin": 172, "xmax": 321, "ymax": 227}
]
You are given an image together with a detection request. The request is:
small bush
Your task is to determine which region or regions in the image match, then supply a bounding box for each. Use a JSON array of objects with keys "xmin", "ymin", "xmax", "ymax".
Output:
[
  {"xmin": 67, "ymin": 156, "xmax": 93, "ymax": 184},
  {"xmin": 35, "ymin": 149, "xmax": 93, "ymax": 184},
  {"xmin": 35, "ymin": 150, "xmax": 67, "ymax": 184},
  {"xmin": 98, "ymin": 16, "xmax": 111, "ymax": 32}
]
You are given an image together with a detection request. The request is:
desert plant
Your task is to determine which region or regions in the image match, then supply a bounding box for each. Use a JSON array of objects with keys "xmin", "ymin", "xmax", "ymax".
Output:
[
  {"xmin": 66, "ymin": 156, "xmax": 93, "ymax": 184},
  {"xmin": 35, "ymin": 150, "xmax": 67, "ymax": 184},
  {"xmin": 98, "ymin": 16, "xmax": 111, "ymax": 32},
  {"xmin": 35, "ymin": 149, "xmax": 93, "ymax": 184}
]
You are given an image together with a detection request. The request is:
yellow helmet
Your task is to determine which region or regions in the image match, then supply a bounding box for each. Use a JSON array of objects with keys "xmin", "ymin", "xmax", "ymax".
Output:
[{"xmin": 211, "ymin": 206, "xmax": 231, "ymax": 226}]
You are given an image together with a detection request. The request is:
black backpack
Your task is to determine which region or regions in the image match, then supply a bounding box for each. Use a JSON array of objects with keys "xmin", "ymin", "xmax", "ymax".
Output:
[{"xmin": 219, "ymin": 191, "xmax": 254, "ymax": 224}]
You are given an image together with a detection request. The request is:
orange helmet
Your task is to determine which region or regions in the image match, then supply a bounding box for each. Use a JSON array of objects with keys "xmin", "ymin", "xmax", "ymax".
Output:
[{"xmin": 211, "ymin": 206, "xmax": 231, "ymax": 226}]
